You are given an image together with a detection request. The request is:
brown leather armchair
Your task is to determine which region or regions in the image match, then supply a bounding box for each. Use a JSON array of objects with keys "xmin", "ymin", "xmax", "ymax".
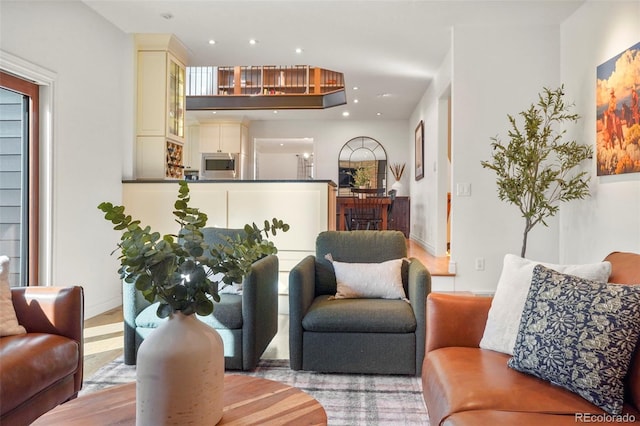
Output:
[{"xmin": 0, "ymin": 286, "xmax": 84, "ymax": 425}]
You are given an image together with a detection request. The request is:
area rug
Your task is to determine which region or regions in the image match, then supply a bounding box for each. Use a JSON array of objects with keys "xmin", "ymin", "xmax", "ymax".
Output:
[{"xmin": 82, "ymin": 357, "xmax": 429, "ymax": 425}]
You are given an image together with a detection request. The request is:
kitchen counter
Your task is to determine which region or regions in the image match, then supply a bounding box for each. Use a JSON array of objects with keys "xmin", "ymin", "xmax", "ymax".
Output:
[
  {"xmin": 122, "ymin": 179, "xmax": 337, "ymax": 185},
  {"xmin": 122, "ymin": 180, "xmax": 337, "ymax": 295}
]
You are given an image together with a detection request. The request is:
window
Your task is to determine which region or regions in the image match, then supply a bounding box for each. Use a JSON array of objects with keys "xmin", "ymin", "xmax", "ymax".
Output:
[{"xmin": 0, "ymin": 71, "xmax": 39, "ymax": 287}]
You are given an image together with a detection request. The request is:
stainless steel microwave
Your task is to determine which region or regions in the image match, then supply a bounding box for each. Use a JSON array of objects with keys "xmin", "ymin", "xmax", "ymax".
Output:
[{"xmin": 200, "ymin": 153, "xmax": 238, "ymax": 180}]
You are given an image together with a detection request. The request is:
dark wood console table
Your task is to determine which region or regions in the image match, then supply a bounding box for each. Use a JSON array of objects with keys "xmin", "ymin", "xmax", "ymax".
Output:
[{"xmin": 336, "ymin": 196, "xmax": 410, "ymax": 237}]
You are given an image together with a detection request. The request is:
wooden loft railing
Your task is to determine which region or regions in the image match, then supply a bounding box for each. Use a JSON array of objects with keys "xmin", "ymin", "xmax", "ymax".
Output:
[{"xmin": 185, "ymin": 65, "xmax": 346, "ymax": 110}]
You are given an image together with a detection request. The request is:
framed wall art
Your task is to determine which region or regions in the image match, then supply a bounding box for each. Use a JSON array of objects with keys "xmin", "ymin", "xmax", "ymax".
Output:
[
  {"xmin": 596, "ymin": 41, "xmax": 640, "ymax": 176},
  {"xmin": 415, "ymin": 120, "xmax": 424, "ymax": 181}
]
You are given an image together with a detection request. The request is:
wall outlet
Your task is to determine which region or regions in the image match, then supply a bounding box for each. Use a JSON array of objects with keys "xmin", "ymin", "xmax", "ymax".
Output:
[{"xmin": 474, "ymin": 257, "xmax": 485, "ymax": 271}]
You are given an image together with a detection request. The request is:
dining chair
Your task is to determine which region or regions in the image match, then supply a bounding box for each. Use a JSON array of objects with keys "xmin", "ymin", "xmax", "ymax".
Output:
[
  {"xmin": 387, "ymin": 189, "xmax": 397, "ymax": 217},
  {"xmin": 348, "ymin": 189, "xmax": 385, "ymax": 230}
]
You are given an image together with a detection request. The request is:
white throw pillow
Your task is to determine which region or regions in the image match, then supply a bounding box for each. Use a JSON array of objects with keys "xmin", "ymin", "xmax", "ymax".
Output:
[
  {"xmin": 0, "ymin": 256, "xmax": 27, "ymax": 336},
  {"xmin": 479, "ymin": 254, "xmax": 611, "ymax": 355},
  {"xmin": 331, "ymin": 258, "xmax": 406, "ymax": 300}
]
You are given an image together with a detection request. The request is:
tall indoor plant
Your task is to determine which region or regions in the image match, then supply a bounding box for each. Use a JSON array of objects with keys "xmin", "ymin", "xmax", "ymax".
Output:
[
  {"xmin": 98, "ymin": 181, "xmax": 289, "ymax": 425},
  {"xmin": 481, "ymin": 86, "xmax": 592, "ymax": 257}
]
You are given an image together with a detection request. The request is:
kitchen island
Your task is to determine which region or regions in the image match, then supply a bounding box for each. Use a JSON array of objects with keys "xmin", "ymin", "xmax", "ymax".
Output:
[{"xmin": 122, "ymin": 180, "xmax": 337, "ymax": 300}]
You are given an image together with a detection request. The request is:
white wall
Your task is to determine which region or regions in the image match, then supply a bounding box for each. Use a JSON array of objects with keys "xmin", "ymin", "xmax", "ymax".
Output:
[
  {"xmin": 559, "ymin": 1, "xmax": 640, "ymax": 263},
  {"xmin": 451, "ymin": 25, "xmax": 563, "ymax": 293},
  {"xmin": 410, "ymin": 49, "xmax": 452, "ymax": 257},
  {"xmin": 258, "ymin": 152, "xmax": 299, "ymax": 180},
  {"xmin": 0, "ymin": 2, "xmax": 132, "ymax": 318},
  {"xmin": 412, "ymin": 24, "xmax": 563, "ymax": 292},
  {"xmin": 412, "ymin": 1, "xmax": 640, "ymax": 292}
]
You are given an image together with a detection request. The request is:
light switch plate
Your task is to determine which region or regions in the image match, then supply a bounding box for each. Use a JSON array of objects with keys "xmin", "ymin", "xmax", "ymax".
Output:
[{"xmin": 456, "ymin": 183, "xmax": 471, "ymax": 196}]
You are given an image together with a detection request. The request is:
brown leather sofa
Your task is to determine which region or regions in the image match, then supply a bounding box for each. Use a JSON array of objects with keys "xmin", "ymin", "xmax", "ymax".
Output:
[
  {"xmin": 422, "ymin": 252, "xmax": 640, "ymax": 425},
  {"xmin": 0, "ymin": 286, "xmax": 84, "ymax": 425}
]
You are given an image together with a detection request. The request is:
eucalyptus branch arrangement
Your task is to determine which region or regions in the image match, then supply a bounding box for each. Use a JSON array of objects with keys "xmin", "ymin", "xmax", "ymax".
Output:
[
  {"xmin": 98, "ymin": 181, "xmax": 289, "ymax": 318},
  {"xmin": 389, "ymin": 163, "xmax": 406, "ymax": 181},
  {"xmin": 481, "ymin": 85, "xmax": 592, "ymax": 257}
]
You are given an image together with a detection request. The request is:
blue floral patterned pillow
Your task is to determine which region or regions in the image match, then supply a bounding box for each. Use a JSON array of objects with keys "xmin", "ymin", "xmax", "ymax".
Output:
[{"xmin": 508, "ymin": 265, "xmax": 640, "ymax": 415}]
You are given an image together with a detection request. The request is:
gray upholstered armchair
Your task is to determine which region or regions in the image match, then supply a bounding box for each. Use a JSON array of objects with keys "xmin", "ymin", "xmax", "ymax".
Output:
[
  {"xmin": 122, "ymin": 228, "xmax": 279, "ymax": 371},
  {"xmin": 289, "ymin": 230, "xmax": 430, "ymax": 376}
]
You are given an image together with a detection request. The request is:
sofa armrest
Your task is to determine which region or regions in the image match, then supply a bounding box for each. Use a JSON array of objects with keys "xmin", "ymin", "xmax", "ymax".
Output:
[
  {"xmin": 11, "ymin": 286, "xmax": 84, "ymax": 392},
  {"xmin": 288, "ymin": 255, "xmax": 317, "ymax": 370},
  {"xmin": 408, "ymin": 258, "xmax": 431, "ymax": 375},
  {"xmin": 11, "ymin": 286, "xmax": 84, "ymax": 343},
  {"xmin": 425, "ymin": 293, "xmax": 493, "ymax": 353},
  {"xmin": 241, "ymin": 254, "xmax": 279, "ymax": 370}
]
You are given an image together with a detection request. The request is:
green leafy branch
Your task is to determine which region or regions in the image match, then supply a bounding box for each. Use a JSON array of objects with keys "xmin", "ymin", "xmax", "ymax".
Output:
[{"xmin": 98, "ymin": 181, "xmax": 289, "ymax": 317}]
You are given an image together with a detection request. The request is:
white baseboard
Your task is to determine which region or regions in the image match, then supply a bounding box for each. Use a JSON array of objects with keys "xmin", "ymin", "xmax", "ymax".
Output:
[{"xmin": 85, "ymin": 296, "xmax": 122, "ymax": 320}]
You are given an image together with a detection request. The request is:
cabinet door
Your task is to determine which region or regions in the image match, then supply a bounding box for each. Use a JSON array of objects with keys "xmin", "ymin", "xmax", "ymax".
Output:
[
  {"xmin": 219, "ymin": 124, "xmax": 241, "ymax": 153},
  {"xmin": 136, "ymin": 136, "xmax": 166, "ymax": 179},
  {"xmin": 199, "ymin": 124, "xmax": 221, "ymax": 152},
  {"xmin": 167, "ymin": 55, "xmax": 185, "ymax": 141},
  {"xmin": 137, "ymin": 51, "xmax": 166, "ymax": 136},
  {"xmin": 388, "ymin": 197, "xmax": 410, "ymax": 237}
]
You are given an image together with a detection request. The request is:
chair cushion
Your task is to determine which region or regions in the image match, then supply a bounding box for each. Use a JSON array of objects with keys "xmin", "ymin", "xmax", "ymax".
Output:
[
  {"xmin": 316, "ymin": 231, "xmax": 407, "ymax": 264},
  {"xmin": 302, "ymin": 295, "xmax": 416, "ymax": 333},
  {"xmin": 136, "ymin": 294, "xmax": 243, "ymax": 330},
  {"xmin": 423, "ymin": 347, "xmax": 608, "ymax": 426},
  {"xmin": 0, "ymin": 333, "xmax": 79, "ymax": 414}
]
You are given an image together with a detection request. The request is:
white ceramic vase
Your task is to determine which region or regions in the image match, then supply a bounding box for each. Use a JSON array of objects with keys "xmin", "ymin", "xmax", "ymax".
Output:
[
  {"xmin": 391, "ymin": 180, "xmax": 403, "ymax": 196},
  {"xmin": 136, "ymin": 312, "xmax": 224, "ymax": 426}
]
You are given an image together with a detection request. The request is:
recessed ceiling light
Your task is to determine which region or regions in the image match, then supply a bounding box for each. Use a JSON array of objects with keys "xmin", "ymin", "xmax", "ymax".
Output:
[
  {"xmin": 342, "ymin": 111, "xmax": 350, "ymax": 117},
  {"xmin": 211, "ymin": 111, "xmax": 217, "ymax": 114},
  {"xmin": 295, "ymin": 48, "xmax": 303, "ymax": 54},
  {"xmin": 377, "ymin": 93, "xmax": 392, "ymax": 98},
  {"xmin": 376, "ymin": 112, "xmax": 382, "ymax": 116},
  {"xmin": 249, "ymin": 39, "xmax": 258, "ymax": 45},
  {"xmin": 208, "ymin": 39, "xmax": 216, "ymax": 45},
  {"xmin": 273, "ymin": 110, "xmax": 278, "ymax": 114},
  {"xmin": 354, "ymin": 99, "xmax": 359, "ymax": 103},
  {"xmin": 353, "ymin": 86, "xmax": 359, "ymax": 90}
]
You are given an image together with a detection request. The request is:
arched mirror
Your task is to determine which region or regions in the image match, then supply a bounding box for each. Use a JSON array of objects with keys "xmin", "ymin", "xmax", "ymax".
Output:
[{"xmin": 338, "ymin": 136, "xmax": 387, "ymax": 196}]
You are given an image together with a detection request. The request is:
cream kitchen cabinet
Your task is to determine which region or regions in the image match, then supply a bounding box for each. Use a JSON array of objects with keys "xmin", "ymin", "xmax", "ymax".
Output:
[
  {"xmin": 135, "ymin": 34, "xmax": 188, "ymax": 179},
  {"xmin": 136, "ymin": 51, "xmax": 185, "ymax": 142},
  {"xmin": 198, "ymin": 122, "xmax": 246, "ymax": 153}
]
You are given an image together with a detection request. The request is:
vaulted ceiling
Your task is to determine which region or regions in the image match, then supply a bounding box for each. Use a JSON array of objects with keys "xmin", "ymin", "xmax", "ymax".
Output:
[{"xmin": 83, "ymin": 0, "xmax": 584, "ymax": 122}]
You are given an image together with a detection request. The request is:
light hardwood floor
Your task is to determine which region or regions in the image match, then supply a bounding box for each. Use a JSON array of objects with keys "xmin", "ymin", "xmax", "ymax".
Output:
[{"xmin": 82, "ymin": 240, "xmax": 449, "ymax": 379}]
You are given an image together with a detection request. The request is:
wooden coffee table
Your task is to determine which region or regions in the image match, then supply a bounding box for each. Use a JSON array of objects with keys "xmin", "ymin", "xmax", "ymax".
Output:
[{"xmin": 34, "ymin": 375, "xmax": 327, "ymax": 425}]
